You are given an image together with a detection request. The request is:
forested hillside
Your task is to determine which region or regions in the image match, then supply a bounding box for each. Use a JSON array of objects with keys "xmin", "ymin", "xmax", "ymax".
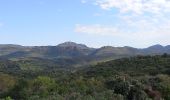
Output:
[{"xmin": 0, "ymin": 54, "xmax": 170, "ymax": 100}]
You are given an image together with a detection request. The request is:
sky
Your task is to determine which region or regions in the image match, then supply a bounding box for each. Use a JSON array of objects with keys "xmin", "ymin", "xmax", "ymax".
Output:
[{"xmin": 0, "ymin": 0, "xmax": 170, "ymax": 48}]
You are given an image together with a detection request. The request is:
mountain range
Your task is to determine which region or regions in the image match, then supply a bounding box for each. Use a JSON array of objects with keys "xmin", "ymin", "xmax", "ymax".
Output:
[
  {"xmin": 0, "ymin": 42, "xmax": 170, "ymax": 57},
  {"xmin": 0, "ymin": 42, "xmax": 170, "ymax": 67}
]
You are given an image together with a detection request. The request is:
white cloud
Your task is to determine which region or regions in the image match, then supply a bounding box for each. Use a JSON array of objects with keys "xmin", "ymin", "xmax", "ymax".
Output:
[
  {"xmin": 74, "ymin": 21, "xmax": 170, "ymax": 44},
  {"xmin": 75, "ymin": 24, "xmax": 123, "ymax": 36},
  {"xmin": 75, "ymin": 22, "xmax": 170, "ymax": 36},
  {"xmin": 78, "ymin": 0, "xmax": 170, "ymax": 46},
  {"xmin": 81, "ymin": 0, "xmax": 88, "ymax": 3},
  {"xmin": 95, "ymin": 0, "xmax": 170, "ymax": 14},
  {"xmin": 81, "ymin": 0, "xmax": 170, "ymax": 35}
]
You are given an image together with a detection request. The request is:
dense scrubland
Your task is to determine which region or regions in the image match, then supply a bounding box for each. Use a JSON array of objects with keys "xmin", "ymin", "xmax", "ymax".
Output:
[{"xmin": 0, "ymin": 54, "xmax": 170, "ymax": 100}]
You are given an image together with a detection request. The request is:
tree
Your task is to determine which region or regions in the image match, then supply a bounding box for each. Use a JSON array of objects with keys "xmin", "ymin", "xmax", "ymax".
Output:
[{"xmin": 30, "ymin": 76, "xmax": 57, "ymax": 97}]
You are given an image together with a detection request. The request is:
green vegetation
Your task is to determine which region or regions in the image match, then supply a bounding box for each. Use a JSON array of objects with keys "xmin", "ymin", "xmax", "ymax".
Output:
[{"xmin": 0, "ymin": 54, "xmax": 170, "ymax": 100}]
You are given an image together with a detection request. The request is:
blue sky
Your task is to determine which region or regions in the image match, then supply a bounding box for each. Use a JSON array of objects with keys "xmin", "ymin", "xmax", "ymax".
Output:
[{"xmin": 0, "ymin": 0, "xmax": 170, "ymax": 48}]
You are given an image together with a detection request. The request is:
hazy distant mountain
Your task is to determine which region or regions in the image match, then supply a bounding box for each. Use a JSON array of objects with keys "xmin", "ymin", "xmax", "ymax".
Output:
[
  {"xmin": 0, "ymin": 42, "xmax": 92, "ymax": 58},
  {"xmin": 91, "ymin": 46, "xmax": 139, "ymax": 57},
  {"xmin": 0, "ymin": 44, "xmax": 26, "ymax": 56},
  {"xmin": 0, "ymin": 42, "xmax": 169, "ymax": 62},
  {"xmin": 141, "ymin": 44, "xmax": 170, "ymax": 55},
  {"xmin": 57, "ymin": 42, "xmax": 90, "ymax": 49},
  {"xmin": 165, "ymin": 45, "xmax": 170, "ymax": 52},
  {"xmin": 144, "ymin": 44, "xmax": 165, "ymax": 52}
]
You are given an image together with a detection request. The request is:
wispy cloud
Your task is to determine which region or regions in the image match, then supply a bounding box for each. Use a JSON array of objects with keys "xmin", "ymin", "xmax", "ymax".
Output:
[
  {"xmin": 77, "ymin": 0, "xmax": 170, "ymax": 46},
  {"xmin": 95, "ymin": 0, "xmax": 170, "ymax": 14},
  {"xmin": 81, "ymin": 0, "xmax": 88, "ymax": 4},
  {"xmin": 75, "ymin": 24, "xmax": 122, "ymax": 36},
  {"xmin": 79, "ymin": 0, "xmax": 170, "ymax": 35},
  {"xmin": 75, "ymin": 22, "xmax": 170, "ymax": 36},
  {"xmin": 75, "ymin": 23, "xmax": 170, "ymax": 46}
]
